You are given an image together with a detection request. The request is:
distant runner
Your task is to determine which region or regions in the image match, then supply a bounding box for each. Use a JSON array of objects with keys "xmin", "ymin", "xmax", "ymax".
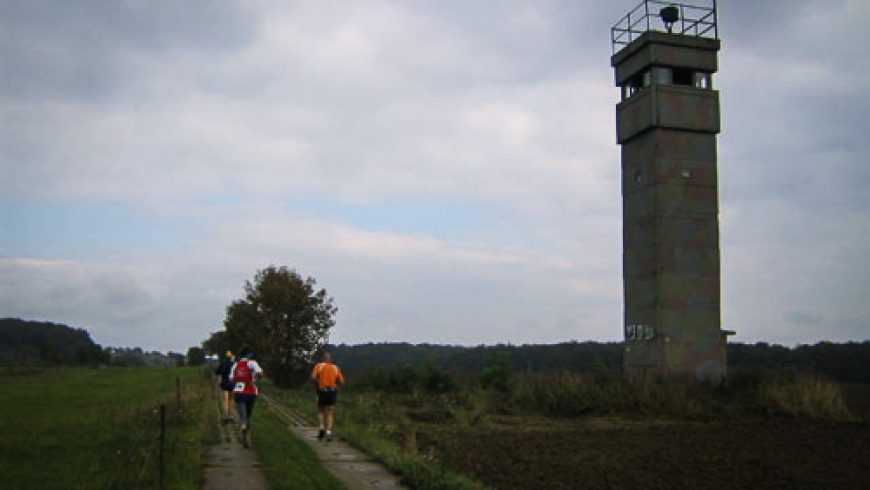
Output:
[
  {"xmin": 230, "ymin": 347, "xmax": 264, "ymax": 448},
  {"xmin": 311, "ymin": 352, "xmax": 345, "ymax": 441},
  {"xmin": 214, "ymin": 351, "xmax": 235, "ymax": 423}
]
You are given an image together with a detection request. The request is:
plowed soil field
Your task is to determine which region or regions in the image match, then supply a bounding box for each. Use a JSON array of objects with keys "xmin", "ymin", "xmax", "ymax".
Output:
[{"xmin": 417, "ymin": 418, "xmax": 870, "ymax": 490}]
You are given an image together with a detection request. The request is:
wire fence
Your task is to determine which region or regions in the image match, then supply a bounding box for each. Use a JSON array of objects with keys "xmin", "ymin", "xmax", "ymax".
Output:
[{"xmin": 99, "ymin": 372, "xmax": 210, "ymax": 490}]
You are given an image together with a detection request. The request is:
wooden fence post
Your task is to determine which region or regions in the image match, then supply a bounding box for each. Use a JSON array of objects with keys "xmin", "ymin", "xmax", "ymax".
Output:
[{"xmin": 159, "ymin": 404, "xmax": 166, "ymax": 490}]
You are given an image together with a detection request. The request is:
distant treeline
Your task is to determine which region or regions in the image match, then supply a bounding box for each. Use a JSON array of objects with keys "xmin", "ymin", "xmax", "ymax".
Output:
[
  {"xmin": 328, "ymin": 342, "xmax": 622, "ymax": 373},
  {"xmin": 0, "ymin": 318, "xmax": 202, "ymax": 367},
  {"xmin": 327, "ymin": 340, "xmax": 870, "ymax": 383},
  {"xmin": 5, "ymin": 318, "xmax": 868, "ymax": 382},
  {"xmin": 0, "ymin": 318, "xmax": 108, "ymax": 366},
  {"xmin": 728, "ymin": 342, "xmax": 870, "ymax": 383}
]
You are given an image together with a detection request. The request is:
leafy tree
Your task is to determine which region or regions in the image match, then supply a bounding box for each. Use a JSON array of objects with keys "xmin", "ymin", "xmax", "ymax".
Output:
[
  {"xmin": 186, "ymin": 347, "xmax": 206, "ymax": 366},
  {"xmin": 76, "ymin": 344, "xmax": 109, "ymax": 366},
  {"xmin": 202, "ymin": 330, "xmax": 233, "ymax": 359},
  {"xmin": 209, "ymin": 265, "xmax": 337, "ymax": 386}
]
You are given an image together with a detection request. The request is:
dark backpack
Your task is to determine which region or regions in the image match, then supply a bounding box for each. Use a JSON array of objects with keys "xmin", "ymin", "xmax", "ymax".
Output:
[{"xmin": 215, "ymin": 359, "xmax": 233, "ymax": 381}]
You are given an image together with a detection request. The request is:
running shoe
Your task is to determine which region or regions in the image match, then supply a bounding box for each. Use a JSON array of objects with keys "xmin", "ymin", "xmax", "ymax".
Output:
[
  {"xmin": 318, "ymin": 428, "xmax": 326, "ymax": 440},
  {"xmin": 325, "ymin": 431, "xmax": 333, "ymax": 442}
]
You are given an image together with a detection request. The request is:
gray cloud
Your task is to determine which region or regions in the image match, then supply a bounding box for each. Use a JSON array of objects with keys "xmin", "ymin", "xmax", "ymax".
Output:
[
  {"xmin": 1, "ymin": 1, "xmax": 868, "ymax": 350},
  {"xmin": 0, "ymin": 1, "xmax": 256, "ymax": 100},
  {"xmin": 714, "ymin": 0, "xmax": 870, "ymax": 344},
  {"xmin": 786, "ymin": 311, "xmax": 825, "ymax": 328}
]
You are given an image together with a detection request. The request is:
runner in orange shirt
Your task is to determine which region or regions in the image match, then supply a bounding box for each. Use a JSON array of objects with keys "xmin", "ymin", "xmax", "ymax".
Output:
[{"xmin": 310, "ymin": 352, "xmax": 345, "ymax": 441}]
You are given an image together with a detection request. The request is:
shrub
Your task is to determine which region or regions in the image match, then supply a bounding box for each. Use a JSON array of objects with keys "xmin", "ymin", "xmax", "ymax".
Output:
[
  {"xmin": 510, "ymin": 372, "xmax": 593, "ymax": 417},
  {"xmin": 420, "ymin": 364, "xmax": 457, "ymax": 394},
  {"xmin": 354, "ymin": 365, "xmax": 456, "ymax": 395},
  {"xmin": 508, "ymin": 371, "xmax": 714, "ymax": 418},
  {"xmin": 480, "ymin": 352, "xmax": 511, "ymax": 392},
  {"xmin": 754, "ymin": 371, "xmax": 852, "ymax": 420}
]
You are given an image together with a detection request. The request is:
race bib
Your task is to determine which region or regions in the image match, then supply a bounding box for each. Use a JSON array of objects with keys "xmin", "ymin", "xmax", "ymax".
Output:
[{"xmin": 234, "ymin": 382, "xmax": 246, "ymax": 392}]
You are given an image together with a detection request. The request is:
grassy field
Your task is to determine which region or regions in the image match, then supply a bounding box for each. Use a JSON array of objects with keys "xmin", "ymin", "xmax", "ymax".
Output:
[{"xmin": 0, "ymin": 367, "xmax": 215, "ymax": 490}]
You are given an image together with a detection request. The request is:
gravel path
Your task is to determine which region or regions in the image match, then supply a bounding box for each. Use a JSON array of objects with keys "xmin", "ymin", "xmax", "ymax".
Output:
[
  {"xmin": 202, "ymin": 396, "xmax": 268, "ymax": 489},
  {"xmin": 261, "ymin": 393, "xmax": 405, "ymax": 490},
  {"xmin": 201, "ymin": 388, "xmax": 405, "ymax": 490}
]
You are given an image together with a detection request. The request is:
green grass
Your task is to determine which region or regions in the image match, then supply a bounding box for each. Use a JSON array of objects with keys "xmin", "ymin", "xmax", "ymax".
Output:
[
  {"xmin": 255, "ymin": 403, "xmax": 345, "ymax": 490},
  {"xmin": 0, "ymin": 367, "xmax": 215, "ymax": 490},
  {"xmin": 261, "ymin": 379, "xmax": 320, "ymax": 421}
]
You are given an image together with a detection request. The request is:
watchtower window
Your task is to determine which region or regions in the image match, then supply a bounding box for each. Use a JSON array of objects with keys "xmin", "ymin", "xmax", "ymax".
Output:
[
  {"xmin": 622, "ymin": 67, "xmax": 712, "ymax": 98},
  {"xmin": 694, "ymin": 72, "xmax": 712, "ymax": 89},
  {"xmin": 620, "ymin": 69, "xmax": 650, "ymax": 100},
  {"xmin": 654, "ymin": 67, "xmax": 672, "ymax": 85},
  {"xmin": 672, "ymin": 67, "xmax": 694, "ymax": 86}
]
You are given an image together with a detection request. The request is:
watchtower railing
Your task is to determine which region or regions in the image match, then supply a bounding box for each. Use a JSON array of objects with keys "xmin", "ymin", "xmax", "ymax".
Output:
[{"xmin": 611, "ymin": 0, "xmax": 718, "ymax": 53}]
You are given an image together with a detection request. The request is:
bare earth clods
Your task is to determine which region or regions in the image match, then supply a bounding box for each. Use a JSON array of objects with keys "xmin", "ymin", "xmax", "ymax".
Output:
[{"xmin": 418, "ymin": 419, "xmax": 870, "ymax": 490}]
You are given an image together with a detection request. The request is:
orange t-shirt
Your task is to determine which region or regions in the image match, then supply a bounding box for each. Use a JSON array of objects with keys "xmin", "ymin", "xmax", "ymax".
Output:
[{"xmin": 311, "ymin": 362, "xmax": 344, "ymax": 390}]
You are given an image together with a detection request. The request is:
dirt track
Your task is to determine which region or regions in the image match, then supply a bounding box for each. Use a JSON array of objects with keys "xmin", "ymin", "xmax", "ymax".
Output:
[
  {"xmin": 261, "ymin": 393, "xmax": 405, "ymax": 490},
  {"xmin": 202, "ymin": 390, "xmax": 404, "ymax": 489},
  {"xmin": 202, "ymin": 389, "xmax": 269, "ymax": 489},
  {"xmin": 418, "ymin": 418, "xmax": 870, "ymax": 490}
]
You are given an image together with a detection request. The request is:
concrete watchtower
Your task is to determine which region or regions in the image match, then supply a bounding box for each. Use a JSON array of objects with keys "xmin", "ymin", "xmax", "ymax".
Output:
[{"xmin": 610, "ymin": 1, "xmax": 730, "ymax": 383}]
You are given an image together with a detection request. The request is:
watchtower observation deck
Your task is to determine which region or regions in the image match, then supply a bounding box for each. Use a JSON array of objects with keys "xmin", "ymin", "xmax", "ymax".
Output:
[{"xmin": 611, "ymin": 0, "xmax": 718, "ymax": 54}]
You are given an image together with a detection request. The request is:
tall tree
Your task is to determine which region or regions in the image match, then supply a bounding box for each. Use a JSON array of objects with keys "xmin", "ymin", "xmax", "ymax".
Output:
[
  {"xmin": 202, "ymin": 330, "xmax": 232, "ymax": 359},
  {"xmin": 211, "ymin": 265, "xmax": 337, "ymax": 386}
]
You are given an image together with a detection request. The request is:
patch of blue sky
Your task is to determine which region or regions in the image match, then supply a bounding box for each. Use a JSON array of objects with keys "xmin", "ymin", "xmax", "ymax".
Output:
[
  {"xmin": 0, "ymin": 198, "xmax": 199, "ymax": 258},
  {"xmin": 289, "ymin": 198, "xmax": 502, "ymax": 240}
]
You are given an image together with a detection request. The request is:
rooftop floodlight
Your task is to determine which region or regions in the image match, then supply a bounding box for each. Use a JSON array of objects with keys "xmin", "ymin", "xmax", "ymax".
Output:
[{"xmin": 659, "ymin": 5, "xmax": 680, "ymax": 33}]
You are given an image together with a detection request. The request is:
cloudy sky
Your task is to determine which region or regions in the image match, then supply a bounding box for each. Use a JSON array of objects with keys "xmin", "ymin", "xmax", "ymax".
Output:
[{"xmin": 2, "ymin": 0, "xmax": 868, "ymax": 352}]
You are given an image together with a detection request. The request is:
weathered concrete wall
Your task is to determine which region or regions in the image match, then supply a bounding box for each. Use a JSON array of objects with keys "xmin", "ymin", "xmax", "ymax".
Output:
[
  {"xmin": 616, "ymin": 86, "xmax": 720, "ymax": 143},
  {"xmin": 614, "ymin": 33, "xmax": 726, "ymax": 383},
  {"xmin": 612, "ymin": 32, "xmax": 720, "ymax": 85}
]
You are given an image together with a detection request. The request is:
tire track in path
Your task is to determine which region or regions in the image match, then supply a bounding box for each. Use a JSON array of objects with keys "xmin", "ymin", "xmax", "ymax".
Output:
[
  {"xmin": 261, "ymin": 393, "xmax": 405, "ymax": 490},
  {"xmin": 202, "ymin": 387, "xmax": 268, "ymax": 489}
]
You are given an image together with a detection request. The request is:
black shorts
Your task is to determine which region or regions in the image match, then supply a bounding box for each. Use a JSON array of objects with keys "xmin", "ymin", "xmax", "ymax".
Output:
[
  {"xmin": 317, "ymin": 389, "xmax": 337, "ymax": 407},
  {"xmin": 219, "ymin": 379, "xmax": 234, "ymax": 392}
]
